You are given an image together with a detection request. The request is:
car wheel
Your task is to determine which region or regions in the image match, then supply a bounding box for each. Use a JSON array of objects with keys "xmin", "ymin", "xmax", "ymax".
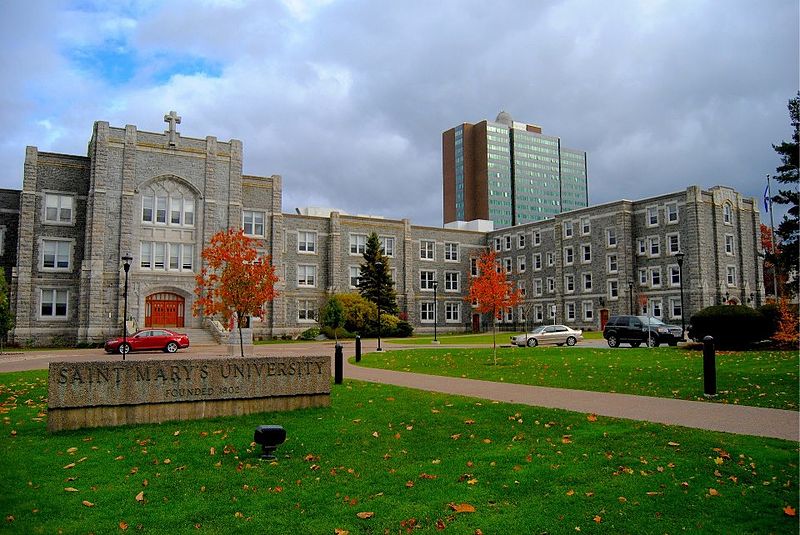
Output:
[
  {"xmin": 165, "ymin": 341, "xmax": 179, "ymax": 353},
  {"xmin": 526, "ymin": 338, "xmax": 538, "ymax": 347},
  {"xmin": 607, "ymin": 335, "xmax": 619, "ymax": 348},
  {"xmin": 646, "ymin": 336, "xmax": 658, "ymax": 348},
  {"xmin": 118, "ymin": 343, "xmax": 130, "ymax": 355},
  {"xmin": 630, "ymin": 341, "xmax": 641, "ymax": 348},
  {"xmin": 566, "ymin": 336, "xmax": 577, "ymax": 346}
]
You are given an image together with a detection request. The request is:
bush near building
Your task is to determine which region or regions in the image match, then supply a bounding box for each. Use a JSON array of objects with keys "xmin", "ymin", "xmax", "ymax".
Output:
[{"xmin": 688, "ymin": 305, "xmax": 771, "ymax": 348}]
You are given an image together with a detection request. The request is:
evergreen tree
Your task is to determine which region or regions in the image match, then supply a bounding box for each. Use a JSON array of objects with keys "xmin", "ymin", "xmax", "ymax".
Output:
[
  {"xmin": 771, "ymin": 92, "xmax": 799, "ymax": 296},
  {"xmin": 357, "ymin": 232, "xmax": 398, "ymax": 314}
]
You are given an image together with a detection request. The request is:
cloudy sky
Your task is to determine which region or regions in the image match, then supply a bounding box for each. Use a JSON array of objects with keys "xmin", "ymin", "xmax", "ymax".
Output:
[{"xmin": 1, "ymin": 0, "xmax": 797, "ymax": 226}]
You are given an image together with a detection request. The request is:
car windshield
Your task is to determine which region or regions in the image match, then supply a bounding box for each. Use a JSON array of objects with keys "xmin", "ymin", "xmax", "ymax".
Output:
[
  {"xmin": 529, "ymin": 326, "xmax": 547, "ymax": 334},
  {"xmin": 636, "ymin": 316, "xmax": 665, "ymax": 326}
]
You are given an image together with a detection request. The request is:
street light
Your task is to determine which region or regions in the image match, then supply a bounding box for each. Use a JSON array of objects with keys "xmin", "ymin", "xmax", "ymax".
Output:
[
  {"xmin": 121, "ymin": 254, "xmax": 133, "ymax": 361},
  {"xmin": 375, "ymin": 261, "xmax": 383, "ymax": 352},
  {"xmin": 432, "ymin": 280, "xmax": 439, "ymax": 344},
  {"xmin": 675, "ymin": 251, "xmax": 685, "ymax": 340}
]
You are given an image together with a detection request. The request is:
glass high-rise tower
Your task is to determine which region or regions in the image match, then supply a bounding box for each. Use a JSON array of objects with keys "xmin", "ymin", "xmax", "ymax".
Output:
[{"xmin": 443, "ymin": 111, "xmax": 588, "ymax": 228}]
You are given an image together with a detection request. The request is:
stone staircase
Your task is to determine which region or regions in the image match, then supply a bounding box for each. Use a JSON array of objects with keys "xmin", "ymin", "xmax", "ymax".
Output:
[{"xmin": 181, "ymin": 328, "xmax": 220, "ymax": 345}]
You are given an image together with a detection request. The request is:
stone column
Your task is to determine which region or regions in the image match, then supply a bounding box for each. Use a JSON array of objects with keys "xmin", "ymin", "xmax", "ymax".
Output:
[
  {"xmin": 117, "ymin": 125, "xmax": 137, "ymax": 329},
  {"xmin": 227, "ymin": 139, "xmax": 243, "ymax": 229},
  {"xmin": 402, "ymin": 218, "xmax": 414, "ymax": 321},
  {"xmin": 328, "ymin": 211, "xmax": 341, "ymax": 293},
  {"xmin": 11, "ymin": 146, "xmax": 39, "ymax": 342},
  {"xmin": 268, "ymin": 175, "xmax": 285, "ymax": 337}
]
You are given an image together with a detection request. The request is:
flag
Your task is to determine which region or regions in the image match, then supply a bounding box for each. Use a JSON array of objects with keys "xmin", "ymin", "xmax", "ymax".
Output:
[{"xmin": 763, "ymin": 182, "xmax": 770, "ymax": 213}]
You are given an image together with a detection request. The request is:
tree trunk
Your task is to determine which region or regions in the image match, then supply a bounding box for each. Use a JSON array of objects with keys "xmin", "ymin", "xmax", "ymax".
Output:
[
  {"xmin": 492, "ymin": 310, "xmax": 498, "ymax": 365},
  {"xmin": 238, "ymin": 313, "xmax": 245, "ymax": 358}
]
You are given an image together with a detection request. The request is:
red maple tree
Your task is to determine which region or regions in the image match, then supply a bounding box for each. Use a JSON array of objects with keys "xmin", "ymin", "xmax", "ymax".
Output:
[
  {"xmin": 193, "ymin": 229, "xmax": 279, "ymax": 357},
  {"xmin": 466, "ymin": 250, "xmax": 523, "ymax": 364}
]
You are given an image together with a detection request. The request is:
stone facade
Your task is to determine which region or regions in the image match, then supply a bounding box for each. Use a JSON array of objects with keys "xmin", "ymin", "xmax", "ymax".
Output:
[{"xmin": 2, "ymin": 116, "xmax": 766, "ymax": 345}]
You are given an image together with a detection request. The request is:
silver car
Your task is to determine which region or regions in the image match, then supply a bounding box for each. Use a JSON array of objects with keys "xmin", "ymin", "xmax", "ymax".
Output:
[{"xmin": 511, "ymin": 324, "xmax": 584, "ymax": 347}]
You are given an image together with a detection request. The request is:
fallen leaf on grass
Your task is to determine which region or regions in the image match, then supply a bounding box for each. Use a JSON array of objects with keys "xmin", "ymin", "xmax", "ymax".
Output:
[
  {"xmin": 586, "ymin": 414, "xmax": 597, "ymax": 422},
  {"xmin": 784, "ymin": 505, "xmax": 797, "ymax": 517},
  {"xmin": 708, "ymin": 488, "xmax": 719, "ymax": 496},
  {"xmin": 667, "ymin": 442, "xmax": 680, "ymax": 447},
  {"xmin": 334, "ymin": 529, "xmax": 349, "ymax": 535},
  {"xmin": 566, "ymin": 489, "xmax": 575, "ymax": 496},
  {"xmin": 119, "ymin": 521, "xmax": 128, "ymax": 530},
  {"xmin": 64, "ymin": 487, "xmax": 79, "ymax": 492},
  {"xmin": 593, "ymin": 515, "xmax": 602, "ymax": 523},
  {"xmin": 449, "ymin": 503, "xmax": 476, "ymax": 513},
  {"xmin": 135, "ymin": 491, "xmax": 144, "ymax": 502},
  {"xmin": 67, "ymin": 447, "xmax": 78, "ymax": 454},
  {"xmin": 82, "ymin": 500, "xmax": 94, "ymax": 507},
  {"xmin": 356, "ymin": 512, "xmax": 374, "ymax": 519},
  {"xmin": 63, "ymin": 463, "xmax": 75, "ymax": 469},
  {"xmin": 372, "ymin": 432, "xmax": 379, "ymax": 438}
]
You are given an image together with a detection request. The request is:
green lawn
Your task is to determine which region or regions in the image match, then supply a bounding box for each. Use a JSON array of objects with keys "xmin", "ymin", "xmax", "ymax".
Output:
[
  {"xmin": 0, "ymin": 371, "xmax": 797, "ymax": 534},
  {"xmin": 353, "ymin": 347, "xmax": 799, "ymax": 410}
]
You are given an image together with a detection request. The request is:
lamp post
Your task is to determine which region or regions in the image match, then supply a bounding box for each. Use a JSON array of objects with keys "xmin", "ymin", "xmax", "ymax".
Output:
[
  {"xmin": 432, "ymin": 280, "xmax": 439, "ymax": 344},
  {"xmin": 375, "ymin": 261, "xmax": 383, "ymax": 352},
  {"xmin": 628, "ymin": 279, "xmax": 634, "ymax": 314},
  {"xmin": 121, "ymin": 254, "xmax": 133, "ymax": 361},
  {"xmin": 675, "ymin": 251, "xmax": 685, "ymax": 340}
]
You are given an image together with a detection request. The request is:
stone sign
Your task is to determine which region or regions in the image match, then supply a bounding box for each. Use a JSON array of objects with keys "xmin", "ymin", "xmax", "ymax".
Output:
[{"xmin": 47, "ymin": 356, "xmax": 330, "ymax": 432}]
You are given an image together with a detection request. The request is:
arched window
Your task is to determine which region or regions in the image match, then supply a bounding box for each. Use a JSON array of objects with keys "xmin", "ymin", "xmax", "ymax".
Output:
[
  {"xmin": 722, "ymin": 202, "xmax": 733, "ymax": 225},
  {"xmin": 141, "ymin": 180, "xmax": 195, "ymax": 227}
]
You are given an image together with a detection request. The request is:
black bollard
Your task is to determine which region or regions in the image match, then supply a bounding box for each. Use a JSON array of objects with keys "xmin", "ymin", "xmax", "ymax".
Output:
[
  {"xmin": 702, "ymin": 336, "xmax": 717, "ymax": 398},
  {"xmin": 334, "ymin": 344, "xmax": 343, "ymax": 385},
  {"xmin": 355, "ymin": 335, "xmax": 361, "ymax": 363}
]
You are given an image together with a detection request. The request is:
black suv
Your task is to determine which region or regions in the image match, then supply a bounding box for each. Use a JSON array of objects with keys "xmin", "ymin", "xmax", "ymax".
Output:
[{"xmin": 603, "ymin": 315, "xmax": 683, "ymax": 347}]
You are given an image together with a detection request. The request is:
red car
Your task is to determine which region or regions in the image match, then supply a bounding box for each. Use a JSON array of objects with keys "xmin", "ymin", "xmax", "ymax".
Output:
[{"xmin": 104, "ymin": 329, "xmax": 190, "ymax": 354}]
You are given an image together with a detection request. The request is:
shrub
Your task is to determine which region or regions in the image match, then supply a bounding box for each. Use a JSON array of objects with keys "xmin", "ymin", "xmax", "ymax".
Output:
[
  {"xmin": 338, "ymin": 293, "xmax": 377, "ymax": 333},
  {"xmin": 299, "ymin": 327, "xmax": 320, "ymax": 341},
  {"xmin": 320, "ymin": 326, "xmax": 353, "ymax": 340},
  {"xmin": 393, "ymin": 320, "xmax": 414, "ymax": 338},
  {"xmin": 772, "ymin": 299, "xmax": 799, "ymax": 349},
  {"xmin": 758, "ymin": 303, "xmax": 780, "ymax": 337},
  {"xmin": 688, "ymin": 305, "xmax": 770, "ymax": 348}
]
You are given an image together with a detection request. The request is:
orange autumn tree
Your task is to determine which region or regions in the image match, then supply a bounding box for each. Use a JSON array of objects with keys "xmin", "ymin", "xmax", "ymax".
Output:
[
  {"xmin": 193, "ymin": 229, "xmax": 279, "ymax": 357},
  {"xmin": 772, "ymin": 298, "xmax": 799, "ymax": 349},
  {"xmin": 467, "ymin": 250, "xmax": 523, "ymax": 365}
]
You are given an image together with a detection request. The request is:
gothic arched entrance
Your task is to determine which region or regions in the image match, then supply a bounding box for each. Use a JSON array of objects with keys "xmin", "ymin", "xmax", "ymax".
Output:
[{"xmin": 145, "ymin": 292, "xmax": 185, "ymax": 328}]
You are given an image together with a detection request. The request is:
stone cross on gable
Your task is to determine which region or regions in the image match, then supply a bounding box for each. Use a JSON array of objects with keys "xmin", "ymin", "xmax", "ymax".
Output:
[{"xmin": 164, "ymin": 111, "xmax": 181, "ymax": 146}]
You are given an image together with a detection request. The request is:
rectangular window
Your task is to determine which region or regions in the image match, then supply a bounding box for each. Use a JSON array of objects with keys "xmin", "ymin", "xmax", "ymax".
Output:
[
  {"xmin": 607, "ymin": 228, "xmax": 617, "ymax": 248},
  {"xmin": 650, "ymin": 299, "xmax": 663, "ymax": 319},
  {"xmin": 637, "ymin": 238, "xmax": 646, "ymax": 256},
  {"xmin": 650, "ymin": 267, "xmax": 662, "ymax": 288},
  {"xmin": 607, "ymin": 254, "xmax": 618, "ymax": 273},
  {"xmin": 379, "ymin": 236, "xmax": 395, "ymax": 257},
  {"xmin": 533, "ymin": 231, "xmax": 541, "ymax": 246},
  {"xmin": 534, "ymin": 278, "xmax": 543, "ymax": 296},
  {"xmin": 154, "ymin": 243, "xmax": 166, "ymax": 269},
  {"xmin": 608, "ymin": 280, "xmax": 619, "ymax": 300},
  {"xmin": 42, "ymin": 240, "xmax": 70, "ymax": 269},
  {"xmin": 184, "ymin": 199, "xmax": 194, "ymax": 226},
  {"xmin": 667, "ymin": 233, "xmax": 680, "ymax": 254},
  {"xmin": 670, "ymin": 298, "xmax": 682, "ymax": 319},
  {"xmin": 583, "ymin": 301, "xmax": 594, "ymax": 321},
  {"xmin": 182, "ymin": 244, "xmax": 194, "ymax": 271},
  {"xmin": 647, "ymin": 205, "xmax": 659, "ymax": 226},
  {"xmin": 517, "ymin": 234, "xmax": 526, "ymax": 249},
  {"xmin": 445, "ymin": 302, "xmax": 461, "ymax": 323},
  {"xmin": 504, "ymin": 235, "xmax": 512, "ymax": 250},
  {"xmin": 420, "ymin": 270, "xmax": 436, "ymax": 290},
  {"xmin": 156, "ymin": 196, "xmax": 167, "ymax": 224},
  {"xmin": 566, "ymin": 302, "xmax": 576, "ymax": 321},
  {"xmin": 534, "ymin": 305, "xmax": 543, "ymax": 322},
  {"xmin": 666, "ymin": 202, "xmax": 679, "ymax": 223},
  {"xmin": 639, "ymin": 268, "xmax": 648, "ymax": 286},
  {"xmin": 349, "ymin": 266, "xmax": 361, "ymax": 288},
  {"xmin": 726, "ymin": 266, "xmax": 737, "ymax": 286},
  {"xmin": 350, "ymin": 234, "xmax": 367, "ymax": 255},
  {"xmin": 170, "ymin": 198, "xmax": 182, "ymax": 225},
  {"xmin": 504, "ymin": 307, "xmax": 513, "ymax": 323},
  {"xmin": 517, "ymin": 255, "xmax": 527, "ymax": 273},
  {"xmin": 547, "ymin": 277, "xmax": 555, "ymax": 293},
  {"xmin": 580, "ymin": 217, "xmax": 590, "ymax": 235},
  {"xmin": 243, "ymin": 210, "xmax": 265, "ymax": 236},
  {"xmin": 583, "ymin": 272, "xmax": 592, "ymax": 291},
  {"xmin": 444, "ymin": 271, "xmax": 459, "ymax": 291},
  {"xmin": 546, "ymin": 252, "xmax": 554, "ymax": 267},
  {"xmin": 649, "ymin": 236, "xmax": 660, "ymax": 257},
  {"xmin": 670, "ymin": 265, "xmax": 681, "ymax": 286},
  {"xmin": 420, "ymin": 240, "xmax": 435, "ymax": 260},
  {"xmin": 565, "ymin": 274, "xmax": 575, "ymax": 293},
  {"xmin": 725, "ymin": 234, "xmax": 735, "ymax": 256},
  {"xmin": 533, "ymin": 253, "xmax": 541, "ymax": 271},
  {"xmin": 169, "ymin": 244, "xmax": 180, "ymax": 270},
  {"xmin": 470, "ymin": 258, "xmax": 479, "ymax": 277},
  {"xmin": 297, "ymin": 265, "xmax": 316, "ymax": 287},
  {"xmin": 420, "ymin": 302, "xmax": 435, "ymax": 322},
  {"xmin": 298, "ymin": 299, "xmax": 317, "ymax": 322},
  {"xmin": 142, "ymin": 197, "xmax": 154, "ymax": 223},
  {"xmin": 517, "ymin": 280, "xmax": 526, "ymax": 296},
  {"xmin": 563, "ymin": 221, "xmax": 573, "ymax": 238},
  {"xmin": 581, "ymin": 244, "xmax": 591, "ymax": 263},
  {"xmin": 564, "ymin": 247, "xmax": 574, "ymax": 266},
  {"xmin": 494, "ymin": 238, "xmax": 502, "ymax": 252},
  {"xmin": 141, "ymin": 242, "xmax": 152, "ymax": 269},
  {"xmin": 504, "ymin": 258, "xmax": 512, "ymax": 273},
  {"xmin": 41, "ymin": 289, "xmax": 68, "ymax": 317},
  {"xmin": 444, "ymin": 242, "xmax": 459, "ymax": 261},
  {"xmin": 45, "ymin": 194, "xmax": 73, "ymax": 224},
  {"xmin": 298, "ymin": 231, "xmax": 317, "ymax": 253}
]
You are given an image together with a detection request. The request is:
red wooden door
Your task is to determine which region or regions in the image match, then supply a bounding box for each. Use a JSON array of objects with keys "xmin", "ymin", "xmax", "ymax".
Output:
[
  {"xmin": 600, "ymin": 309, "xmax": 610, "ymax": 331},
  {"xmin": 145, "ymin": 293, "xmax": 185, "ymax": 328}
]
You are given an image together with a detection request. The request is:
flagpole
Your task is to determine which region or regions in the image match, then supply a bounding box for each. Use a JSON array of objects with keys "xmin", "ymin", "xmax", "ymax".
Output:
[{"xmin": 766, "ymin": 174, "xmax": 779, "ymax": 300}]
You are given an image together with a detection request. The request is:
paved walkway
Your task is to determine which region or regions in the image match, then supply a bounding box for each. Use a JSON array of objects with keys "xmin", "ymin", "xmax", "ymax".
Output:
[{"xmin": 1, "ymin": 340, "xmax": 797, "ymax": 442}]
